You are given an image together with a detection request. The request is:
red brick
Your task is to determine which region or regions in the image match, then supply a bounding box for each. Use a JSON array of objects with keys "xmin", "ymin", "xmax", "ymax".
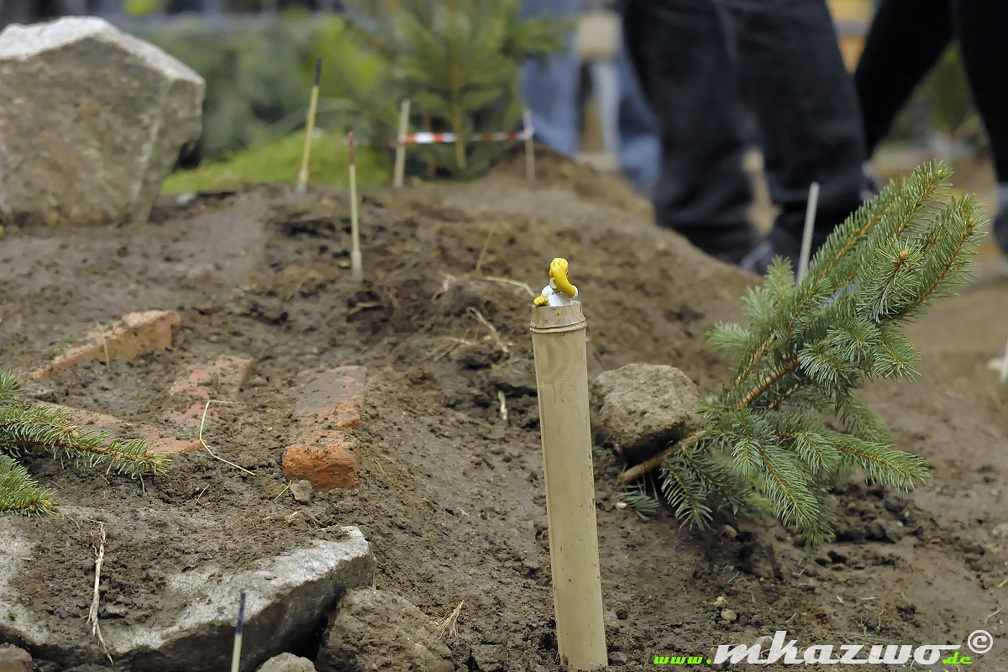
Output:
[
  {"xmin": 30, "ymin": 310, "xmax": 181, "ymax": 381},
  {"xmin": 282, "ymin": 366, "xmax": 365, "ymax": 490},
  {"xmin": 40, "ymin": 403, "xmax": 198, "ymax": 456},
  {"xmin": 166, "ymin": 354, "xmax": 255, "ymax": 428}
]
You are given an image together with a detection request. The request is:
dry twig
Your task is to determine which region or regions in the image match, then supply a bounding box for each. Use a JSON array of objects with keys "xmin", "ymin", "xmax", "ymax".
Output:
[
  {"xmin": 469, "ymin": 307, "xmax": 508, "ymax": 354},
  {"xmin": 199, "ymin": 400, "xmax": 254, "ymax": 475},
  {"xmin": 437, "ymin": 600, "xmax": 464, "ymax": 640},
  {"xmin": 87, "ymin": 521, "xmax": 112, "ymax": 662},
  {"xmin": 96, "ymin": 322, "xmax": 111, "ymax": 371}
]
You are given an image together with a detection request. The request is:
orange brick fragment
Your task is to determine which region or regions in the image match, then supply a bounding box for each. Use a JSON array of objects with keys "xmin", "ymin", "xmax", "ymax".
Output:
[
  {"xmin": 166, "ymin": 355, "xmax": 255, "ymax": 428},
  {"xmin": 30, "ymin": 310, "xmax": 181, "ymax": 381},
  {"xmin": 40, "ymin": 403, "xmax": 198, "ymax": 456},
  {"xmin": 282, "ymin": 366, "xmax": 365, "ymax": 490}
]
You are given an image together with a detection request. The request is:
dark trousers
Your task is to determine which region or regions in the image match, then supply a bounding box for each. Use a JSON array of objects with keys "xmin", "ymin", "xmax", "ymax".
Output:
[
  {"xmin": 622, "ymin": 0, "xmax": 867, "ymax": 263},
  {"xmin": 855, "ymin": 0, "xmax": 1008, "ymax": 183}
]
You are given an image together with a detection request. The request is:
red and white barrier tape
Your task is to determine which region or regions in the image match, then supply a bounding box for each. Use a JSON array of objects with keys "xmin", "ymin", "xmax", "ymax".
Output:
[{"xmin": 396, "ymin": 125, "xmax": 533, "ymax": 147}]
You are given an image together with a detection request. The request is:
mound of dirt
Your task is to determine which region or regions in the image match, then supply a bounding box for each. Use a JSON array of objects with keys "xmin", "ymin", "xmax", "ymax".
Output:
[{"xmin": 1, "ymin": 148, "xmax": 1006, "ymax": 670}]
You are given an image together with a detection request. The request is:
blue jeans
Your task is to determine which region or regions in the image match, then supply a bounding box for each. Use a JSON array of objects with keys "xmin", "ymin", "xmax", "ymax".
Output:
[
  {"xmin": 519, "ymin": 0, "xmax": 583, "ymax": 157},
  {"xmin": 623, "ymin": 0, "xmax": 867, "ymax": 263}
]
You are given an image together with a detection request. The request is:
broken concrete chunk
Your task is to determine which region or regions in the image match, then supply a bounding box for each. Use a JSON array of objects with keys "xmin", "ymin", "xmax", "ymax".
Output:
[
  {"xmin": 0, "ymin": 513, "xmax": 374, "ymax": 672},
  {"xmin": 590, "ymin": 363, "xmax": 702, "ymax": 463},
  {"xmin": 0, "ymin": 17, "xmax": 204, "ymax": 227}
]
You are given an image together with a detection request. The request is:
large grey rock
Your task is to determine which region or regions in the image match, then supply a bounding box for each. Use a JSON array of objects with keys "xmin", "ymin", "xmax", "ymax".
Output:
[
  {"xmin": 0, "ymin": 511, "xmax": 373, "ymax": 672},
  {"xmin": 257, "ymin": 653, "xmax": 317, "ymax": 672},
  {"xmin": 315, "ymin": 587, "xmax": 453, "ymax": 672},
  {"xmin": 0, "ymin": 17, "xmax": 204, "ymax": 226},
  {"xmin": 591, "ymin": 363, "xmax": 702, "ymax": 463},
  {"xmin": 0, "ymin": 644, "xmax": 32, "ymax": 672}
]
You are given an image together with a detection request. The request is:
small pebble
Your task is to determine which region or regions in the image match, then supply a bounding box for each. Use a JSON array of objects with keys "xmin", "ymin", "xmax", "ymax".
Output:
[
  {"xmin": 720, "ymin": 608, "xmax": 738, "ymax": 623},
  {"xmin": 290, "ymin": 479, "xmax": 312, "ymax": 504},
  {"xmin": 105, "ymin": 604, "xmax": 128, "ymax": 618},
  {"xmin": 609, "ymin": 651, "xmax": 628, "ymax": 664}
]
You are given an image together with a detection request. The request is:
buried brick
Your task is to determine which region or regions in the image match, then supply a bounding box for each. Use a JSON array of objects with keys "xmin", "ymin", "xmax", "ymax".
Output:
[
  {"xmin": 282, "ymin": 366, "xmax": 365, "ymax": 490},
  {"xmin": 166, "ymin": 354, "xmax": 255, "ymax": 428},
  {"xmin": 41, "ymin": 403, "xmax": 199, "ymax": 456},
  {"xmin": 29, "ymin": 310, "xmax": 181, "ymax": 381}
]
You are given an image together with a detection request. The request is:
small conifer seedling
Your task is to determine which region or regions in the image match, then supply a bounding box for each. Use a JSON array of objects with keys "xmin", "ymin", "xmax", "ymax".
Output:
[
  {"xmin": 0, "ymin": 370, "xmax": 168, "ymax": 515},
  {"xmin": 342, "ymin": 0, "xmax": 566, "ymax": 177},
  {"xmin": 658, "ymin": 162, "xmax": 983, "ymax": 544}
]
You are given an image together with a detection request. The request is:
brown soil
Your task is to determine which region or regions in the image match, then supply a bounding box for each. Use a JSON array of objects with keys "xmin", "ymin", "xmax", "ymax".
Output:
[{"xmin": 1, "ymin": 149, "xmax": 1007, "ymax": 671}]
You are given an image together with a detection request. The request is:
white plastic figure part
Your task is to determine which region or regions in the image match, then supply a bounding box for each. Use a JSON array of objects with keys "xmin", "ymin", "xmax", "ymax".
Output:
[{"xmin": 534, "ymin": 258, "xmax": 578, "ymax": 307}]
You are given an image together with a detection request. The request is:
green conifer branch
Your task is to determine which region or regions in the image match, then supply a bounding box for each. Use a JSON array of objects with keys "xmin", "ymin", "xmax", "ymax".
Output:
[
  {"xmin": 650, "ymin": 162, "xmax": 984, "ymax": 543},
  {"xmin": 0, "ymin": 454, "xmax": 53, "ymax": 515},
  {"xmin": 0, "ymin": 370, "xmax": 168, "ymax": 515}
]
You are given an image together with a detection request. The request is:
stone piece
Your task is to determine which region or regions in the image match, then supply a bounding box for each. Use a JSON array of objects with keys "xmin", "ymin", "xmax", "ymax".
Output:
[
  {"xmin": 257, "ymin": 653, "xmax": 316, "ymax": 672},
  {"xmin": 0, "ymin": 644, "xmax": 32, "ymax": 672},
  {"xmin": 315, "ymin": 587, "xmax": 453, "ymax": 672},
  {"xmin": 0, "ymin": 17, "xmax": 204, "ymax": 227},
  {"xmin": 590, "ymin": 363, "xmax": 702, "ymax": 463}
]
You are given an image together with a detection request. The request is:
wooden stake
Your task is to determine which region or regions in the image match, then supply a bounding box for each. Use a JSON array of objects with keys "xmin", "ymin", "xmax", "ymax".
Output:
[
  {"xmin": 523, "ymin": 107, "xmax": 535, "ymax": 183},
  {"xmin": 530, "ymin": 302, "xmax": 607, "ymax": 670},
  {"xmin": 393, "ymin": 99, "xmax": 411, "ymax": 189},
  {"xmin": 297, "ymin": 57, "xmax": 323, "ymax": 194},
  {"xmin": 796, "ymin": 181, "xmax": 820, "ymax": 283},
  {"xmin": 230, "ymin": 590, "xmax": 246, "ymax": 672},
  {"xmin": 349, "ymin": 131, "xmax": 363, "ymax": 282}
]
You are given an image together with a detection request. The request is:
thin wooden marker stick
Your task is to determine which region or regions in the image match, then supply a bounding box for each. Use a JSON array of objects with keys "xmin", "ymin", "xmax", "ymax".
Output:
[
  {"xmin": 530, "ymin": 265, "xmax": 607, "ymax": 670},
  {"xmin": 297, "ymin": 57, "xmax": 323, "ymax": 194},
  {"xmin": 230, "ymin": 590, "xmax": 246, "ymax": 672},
  {"xmin": 523, "ymin": 107, "xmax": 535, "ymax": 182},
  {"xmin": 1000, "ymin": 335, "xmax": 1008, "ymax": 384},
  {"xmin": 796, "ymin": 181, "xmax": 820, "ymax": 283},
  {"xmin": 349, "ymin": 131, "xmax": 363, "ymax": 282},
  {"xmin": 393, "ymin": 99, "xmax": 411, "ymax": 188}
]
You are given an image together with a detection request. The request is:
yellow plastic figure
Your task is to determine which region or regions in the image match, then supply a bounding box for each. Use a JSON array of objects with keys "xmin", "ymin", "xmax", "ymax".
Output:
[{"xmin": 534, "ymin": 257, "xmax": 578, "ymax": 307}]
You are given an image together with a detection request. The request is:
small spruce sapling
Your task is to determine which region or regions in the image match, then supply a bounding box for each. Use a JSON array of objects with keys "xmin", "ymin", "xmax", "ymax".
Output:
[
  {"xmin": 659, "ymin": 162, "xmax": 983, "ymax": 544},
  {"xmin": 0, "ymin": 371, "xmax": 168, "ymax": 515},
  {"xmin": 342, "ymin": 0, "xmax": 566, "ymax": 177}
]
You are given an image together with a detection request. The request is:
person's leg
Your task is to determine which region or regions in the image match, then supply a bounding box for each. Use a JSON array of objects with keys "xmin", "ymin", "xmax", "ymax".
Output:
[
  {"xmin": 614, "ymin": 32, "xmax": 661, "ymax": 196},
  {"xmin": 730, "ymin": 0, "xmax": 867, "ymax": 265},
  {"xmin": 520, "ymin": 0, "xmax": 583, "ymax": 156},
  {"xmin": 622, "ymin": 0, "xmax": 756, "ymax": 262},
  {"xmin": 953, "ymin": 0, "xmax": 1008, "ymax": 254},
  {"xmin": 854, "ymin": 0, "xmax": 953, "ymax": 155}
]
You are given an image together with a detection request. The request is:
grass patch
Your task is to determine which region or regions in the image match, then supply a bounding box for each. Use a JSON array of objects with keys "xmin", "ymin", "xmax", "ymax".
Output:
[{"xmin": 162, "ymin": 132, "xmax": 392, "ymax": 195}]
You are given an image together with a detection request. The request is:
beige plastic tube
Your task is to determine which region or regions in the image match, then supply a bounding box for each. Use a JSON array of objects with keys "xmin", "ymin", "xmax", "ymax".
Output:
[{"xmin": 530, "ymin": 302, "xmax": 607, "ymax": 670}]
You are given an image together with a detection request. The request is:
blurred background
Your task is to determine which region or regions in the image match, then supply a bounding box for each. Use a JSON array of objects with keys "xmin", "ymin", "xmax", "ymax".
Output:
[{"xmin": 0, "ymin": 0, "xmax": 993, "ymax": 205}]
